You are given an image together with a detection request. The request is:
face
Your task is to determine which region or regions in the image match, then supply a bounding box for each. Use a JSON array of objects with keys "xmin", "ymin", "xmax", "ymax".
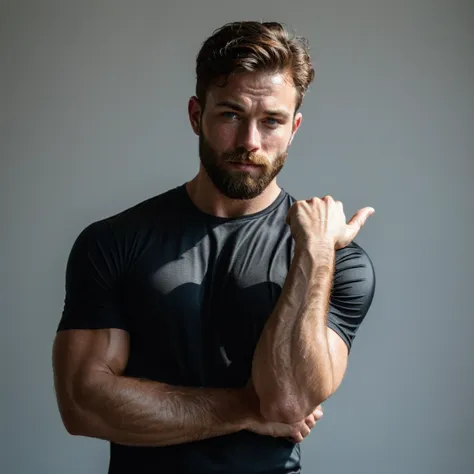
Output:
[{"xmin": 189, "ymin": 70, "xmax": 302, "ymax": 200}]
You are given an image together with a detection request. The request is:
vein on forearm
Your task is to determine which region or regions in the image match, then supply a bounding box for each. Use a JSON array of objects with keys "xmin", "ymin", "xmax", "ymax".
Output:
[
  {"xmin": 71, "ymin": 373, "xmax": 249, "ymax": 446},
  {"xmin": 252, "ymin": 242, "xmax": 336, "ymax": 418}
]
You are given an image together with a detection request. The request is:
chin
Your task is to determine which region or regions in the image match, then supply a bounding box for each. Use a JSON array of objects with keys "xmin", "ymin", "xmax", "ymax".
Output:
[{"xmin": 216, "ymin": 178, "xmax": 269, "ymax": 200}]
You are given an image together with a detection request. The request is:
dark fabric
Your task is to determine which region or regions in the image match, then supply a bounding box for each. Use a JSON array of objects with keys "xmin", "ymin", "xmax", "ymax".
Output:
[{"xmin": 58, "ymin": 183, "xmax": 376, "ymax": 474}]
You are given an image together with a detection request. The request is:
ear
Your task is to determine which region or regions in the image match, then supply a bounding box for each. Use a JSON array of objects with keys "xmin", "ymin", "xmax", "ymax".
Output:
[
  {"xmin": 288, "ymin": 112, "xmax": 302, "ymax": 146},
  {"xmin": 188, "ymin": 96, "xmax": 202, "ymax": 136}
]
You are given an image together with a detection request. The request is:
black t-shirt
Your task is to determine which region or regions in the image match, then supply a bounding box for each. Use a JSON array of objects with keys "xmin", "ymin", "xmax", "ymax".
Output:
[{"xmin": 57, "ymin": 183, "xmax": 376, "ymax": 474}]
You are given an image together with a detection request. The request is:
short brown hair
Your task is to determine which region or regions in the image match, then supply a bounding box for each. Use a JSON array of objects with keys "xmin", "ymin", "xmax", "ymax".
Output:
[{"xmin": 195, "ymin": 21, "xmax": 315, "ymax": 112}]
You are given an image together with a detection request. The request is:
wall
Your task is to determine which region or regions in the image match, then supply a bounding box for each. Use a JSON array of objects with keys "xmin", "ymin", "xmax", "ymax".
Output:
[{"xmin": 1, "ymin": 1, "xmax": 473, "ymax": 473}]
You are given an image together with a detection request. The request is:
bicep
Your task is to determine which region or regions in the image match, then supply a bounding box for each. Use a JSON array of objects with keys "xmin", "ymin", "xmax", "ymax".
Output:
[{"xmin": 52, "ymin": 328, "xmax": 129, "ymax": 430}]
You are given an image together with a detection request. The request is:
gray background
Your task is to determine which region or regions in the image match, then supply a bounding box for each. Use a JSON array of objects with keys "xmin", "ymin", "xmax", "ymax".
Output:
[{"xmin": 1, "ymin": 0, "xmax": 473, "ymax": 473}]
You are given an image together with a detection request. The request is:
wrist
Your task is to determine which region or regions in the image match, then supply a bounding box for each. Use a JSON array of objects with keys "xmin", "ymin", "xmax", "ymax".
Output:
[
  {"xmin": 294, "ymin": 238, "xmax": 335, "ymax": 261},
  {"xmin": 295, "ymin": 236, "xmax": 334, "ymax": 251},
  {"xmin": 225, "ymin": 388, "xmax": 254, "ymax": 430},
  {"xmin": 232, "ymin": 386, "xmax": 260, "ymax": 431}
]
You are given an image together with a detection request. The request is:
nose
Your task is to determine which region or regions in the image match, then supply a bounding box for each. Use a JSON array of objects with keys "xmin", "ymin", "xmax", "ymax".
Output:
[{"xmin": 238, "ymin": 121, "xmax": 261, "ymax": 152}]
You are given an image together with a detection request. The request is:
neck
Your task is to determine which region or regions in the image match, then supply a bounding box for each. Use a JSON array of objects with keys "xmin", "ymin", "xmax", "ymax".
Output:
[{"xmin": 186, "ymin": 168, "xmax": 282, "ymax": 219}]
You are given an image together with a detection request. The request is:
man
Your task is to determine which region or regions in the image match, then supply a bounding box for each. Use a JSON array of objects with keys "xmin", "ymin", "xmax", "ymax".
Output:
[{"xmin": 53, "ymin": 21, "xmax": 376, "ymax": 474}]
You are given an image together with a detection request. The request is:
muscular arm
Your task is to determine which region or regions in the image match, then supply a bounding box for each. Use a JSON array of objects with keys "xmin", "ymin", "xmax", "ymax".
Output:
[
  {"xmin": 252, "ymin": 240, "xmax": 347, "ymax": 423},
  {"xmin": 52, "ymin": 328, "xmax": 254, "ymax": 447}
]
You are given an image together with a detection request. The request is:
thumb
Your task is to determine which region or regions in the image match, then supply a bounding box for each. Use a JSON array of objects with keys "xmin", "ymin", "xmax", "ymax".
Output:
[{"xmin": 346, "ymin": 207, "xmax": 375, "ymax": 237}]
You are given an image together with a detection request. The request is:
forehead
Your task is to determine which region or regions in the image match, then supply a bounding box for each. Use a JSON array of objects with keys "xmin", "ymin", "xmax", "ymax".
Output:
[{"xmin": 206, "ymin": 71, "xmax": 298, "ymax": 111}]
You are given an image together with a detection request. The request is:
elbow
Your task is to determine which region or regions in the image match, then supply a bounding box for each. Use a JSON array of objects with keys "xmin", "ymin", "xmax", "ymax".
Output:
[
  {"xmin": 259, "ymin": 395, "xmax": 307, "ymax": 424},
  {"xmin": 59, "ymin": 400, "xmax": 108, "ymax": 440},
  {"xmin": 57, "ymin": 404, "xmax": 89, "ymax": 436},
  {"xmin": 260, "ymin": 402, "xmax": 303, "ymax": 424},
  {"xmin": 63, "ymin": 414, "xmax": 84, "ymax": 436},
  {"xmin": 55, "ymin": 381, "xmax": 99, "ymax": 437},
  {"xmin": 260, "ymin": 389, "xmax": 332, "ymax": 424}
]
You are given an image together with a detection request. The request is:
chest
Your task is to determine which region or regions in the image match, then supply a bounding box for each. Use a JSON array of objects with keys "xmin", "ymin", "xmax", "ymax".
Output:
[
  {"xmin": 131, "ymin": 221, "xmax": 291, "ymax": 310},
  {"xmin": 122, "ymin": 220, "xmax": 294, "ymax": 385}
]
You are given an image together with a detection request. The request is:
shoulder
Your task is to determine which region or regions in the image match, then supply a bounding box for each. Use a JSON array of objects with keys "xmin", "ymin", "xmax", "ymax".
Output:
[
  {"xmin": 336, "ymin": 240, "xmax": 375, "ymax": 267},
  {"xmin": 335, "ymin": 240, "xmax": 375, "ymax": 275},
  {"xmin": 76, "ymin": 184, "xmax": 185, "ymax": 238},
  {"xmin": 327, "ymin": 241, "xmax": 376, "ymax": 350},
  {"xmin": 102, "ymin": 184, "xmax": 185, "ymax": 231},
  {"xmin": 68, "ymin": 185, "xmax": 186, "ymax": 265},
  {"xmin": 333, "ymin": 240, "xmax": 376, "ymax": 307}
]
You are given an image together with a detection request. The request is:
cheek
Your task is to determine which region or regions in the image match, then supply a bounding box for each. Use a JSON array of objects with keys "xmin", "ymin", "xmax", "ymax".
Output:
[
  {"xmin": 206, "ymin": 123, "xmax": 237, "ymax": 151},
  {"xmin": 264, "ymin": 131, "xmax": 290, "ymax": 154}
]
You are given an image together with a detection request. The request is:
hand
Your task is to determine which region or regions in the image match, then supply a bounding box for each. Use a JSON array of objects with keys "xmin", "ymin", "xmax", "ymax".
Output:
[
  {"xmin": 242, "ymin": 379, "xmax": 323, "ymax": 443},
  {"xmin": 286, "ymin": 195, "xmax": 375, "ymax": 250},
  {"xmin": 247, "ymin": 405, "xmax": 323, "ymax": 443}
]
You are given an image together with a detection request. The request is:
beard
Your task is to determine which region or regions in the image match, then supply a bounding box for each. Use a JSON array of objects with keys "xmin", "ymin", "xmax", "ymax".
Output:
[{"xmin": 198, "ymin": 127, "xmax": 288, "ymax": 200}]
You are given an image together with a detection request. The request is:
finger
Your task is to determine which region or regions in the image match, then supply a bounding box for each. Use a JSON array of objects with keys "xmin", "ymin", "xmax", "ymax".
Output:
[
  {"xmin": 295, "ymin": 434, "xmax": 304, "ymax": 443},
  {"xmin": 289, "ymin": 433, "xmax": 304, "ymax": 443},
  {"xmin": 346, "ymin": 207, "xmax": 375, "ymax": 236},
  {"xmin": 313, "ymin": 408, "xmax": 324, "ymax": 421},
  {"xmin": 305, "ymin": 416, "xmax": 316, "ymax": 429},
  {"xmin": 347, "ymin": 207, "xmax": 375, "ymax": 226},
  {"xmin": 301, "ymin": 423, "xmax": 311, "ymax": 438},
  {"xmin": 313, "ymin": 403, "xmax": 323, "ymax": 415}
]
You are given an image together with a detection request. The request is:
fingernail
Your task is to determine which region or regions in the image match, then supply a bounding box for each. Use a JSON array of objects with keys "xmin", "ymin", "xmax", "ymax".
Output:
[{"xmin": 316, "ymin": 410, "xmax": 323, "ymax": 418}]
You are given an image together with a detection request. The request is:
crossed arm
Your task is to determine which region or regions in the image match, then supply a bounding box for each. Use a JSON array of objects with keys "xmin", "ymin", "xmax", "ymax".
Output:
[
  {"xmin": 252, "ymin": 240, "xmax": 349, "ymax": 423},
  {"xmin": 52, "ymin": 241, "xmax": 349, "ymax": 445},
  {"xmin": 53, "ymin": 328, "xmax": 256, "ymax": 446}
]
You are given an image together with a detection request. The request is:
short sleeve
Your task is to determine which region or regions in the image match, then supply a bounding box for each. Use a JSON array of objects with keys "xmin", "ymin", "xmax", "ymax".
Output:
[
  {"xmin": 57, "ymin": 221, "xmax": 128, "ymax": 332},
  {"xmin": 326, "ymin": 241, "xmax": 376, "ymax": 353}
]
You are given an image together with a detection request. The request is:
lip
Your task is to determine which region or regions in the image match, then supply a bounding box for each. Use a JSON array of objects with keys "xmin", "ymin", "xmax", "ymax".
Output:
[{"xmin": 228, "ymin": 162, "xmax": 261, "ymax": 170}]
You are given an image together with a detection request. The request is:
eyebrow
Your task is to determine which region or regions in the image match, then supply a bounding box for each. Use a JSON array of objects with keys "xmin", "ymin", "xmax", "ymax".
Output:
[{"xmin": 215, "ymin": 100, "xmax": 292, "ymax": 120}]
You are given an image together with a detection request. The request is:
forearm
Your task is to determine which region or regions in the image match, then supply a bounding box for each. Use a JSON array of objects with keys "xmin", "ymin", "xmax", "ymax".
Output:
[
  {"xmin": 70, "ymin": 374, "xmax": 251, "ymax": 446},
  {"xmin": 252, "ymin": 239, "xmax": 336, "ymax": 422}
]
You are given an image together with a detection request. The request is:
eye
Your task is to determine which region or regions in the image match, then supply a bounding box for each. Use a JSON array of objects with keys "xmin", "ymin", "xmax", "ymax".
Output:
[
  {"xmin": 264, "ymin": 118, "xmax": 281, "ymax": 127},
  {"xmin": 222, "ymin": 111, "xmax": 239, "ymax": 120}
]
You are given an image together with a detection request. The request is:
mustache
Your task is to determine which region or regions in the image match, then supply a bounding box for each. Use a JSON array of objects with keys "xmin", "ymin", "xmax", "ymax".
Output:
[{"xmin": 223, "ymin": 150, "xmax": 269, "ymax": 166}]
